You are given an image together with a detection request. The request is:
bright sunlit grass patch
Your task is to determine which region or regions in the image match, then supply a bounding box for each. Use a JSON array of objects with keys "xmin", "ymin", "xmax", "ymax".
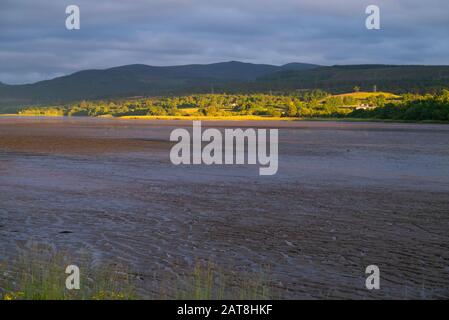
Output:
[
  {"xmin": 119, "ymin": 115, "xmax": 295, "ymax": 121},
  {"xmin": 179, "ymin": 107, "xmax": 199, "ymax": 115},
  {"xmin": 333, "ymin": 91, "xmax": 400, "ymax": 99}
]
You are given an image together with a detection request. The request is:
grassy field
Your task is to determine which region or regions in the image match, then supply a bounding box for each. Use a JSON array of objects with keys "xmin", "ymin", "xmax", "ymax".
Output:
[
  {"xmin": 120, "ymin": 115, "xmax": 292, "ymax": 121},
  {"xmin": 333, "ymin": 91, "xmax": 401, "ymax": 99}
]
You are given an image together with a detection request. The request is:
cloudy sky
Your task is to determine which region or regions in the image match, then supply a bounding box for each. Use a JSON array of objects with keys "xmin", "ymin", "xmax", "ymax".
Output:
[{"xmin": 0, "ymin": 0, "xmax": 448, "ymax": 84}]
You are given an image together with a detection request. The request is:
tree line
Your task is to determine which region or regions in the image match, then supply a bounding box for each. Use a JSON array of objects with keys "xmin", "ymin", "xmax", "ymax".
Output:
[
  {"xmin": 348, "ymin": 90, "xmax": 449, "ymax": 121},
  {"xmin": 18, "ymin": 90, "xmax": 449, "ymax": 121}
]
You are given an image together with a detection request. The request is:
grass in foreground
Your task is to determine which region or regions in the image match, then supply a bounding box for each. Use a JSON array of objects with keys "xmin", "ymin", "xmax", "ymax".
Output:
[
  {"xmin": 0, "ymin": 246, "xmax": 274, "ymax": 300},
  {"xmin": 160, "ymin": 261, "xmax": 273, "ymax": 300},
  {"xmin": 0, "ymin": 245, "xmax": 136, "ymax": 300}
]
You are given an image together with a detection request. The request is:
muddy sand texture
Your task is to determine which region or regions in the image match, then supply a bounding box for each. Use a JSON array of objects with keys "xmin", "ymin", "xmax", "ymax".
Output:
[{"xmin": 1, "ymin": 117, "xmax": 449, "ymax": 299}]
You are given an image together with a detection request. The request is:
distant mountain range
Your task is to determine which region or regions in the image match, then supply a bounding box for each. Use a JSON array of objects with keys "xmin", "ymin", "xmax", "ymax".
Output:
[
  {"xmin": 1, "ymin": 61, "xmax": 449, "ymax": 112},
  {"xmin": 256, "ymin": 64, "xmax": 449, "ymax": 93}
]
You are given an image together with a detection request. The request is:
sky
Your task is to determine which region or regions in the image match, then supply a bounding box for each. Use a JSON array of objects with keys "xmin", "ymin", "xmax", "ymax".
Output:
[{"xmin": 0, "ymin": 0, "xmax": 448, "ymax": 84}]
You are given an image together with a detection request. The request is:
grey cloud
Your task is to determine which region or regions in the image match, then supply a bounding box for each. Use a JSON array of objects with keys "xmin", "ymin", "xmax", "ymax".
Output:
[{"xmin": 0, "ymin": 0, "xmax": 448, "ymax": 84}]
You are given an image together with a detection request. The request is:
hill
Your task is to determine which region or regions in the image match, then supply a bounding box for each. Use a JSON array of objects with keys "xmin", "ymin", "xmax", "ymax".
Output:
[
  {"xmin": 2, "ymin": 62, "xmax": 449, "ymax": 112},
  {"xmin": 0, "ymin": 61, "xmax": 319, "ymax": 112},
  {"xmin": 256, "ymin": 65, "xmax": 449, "ymax": 93}
]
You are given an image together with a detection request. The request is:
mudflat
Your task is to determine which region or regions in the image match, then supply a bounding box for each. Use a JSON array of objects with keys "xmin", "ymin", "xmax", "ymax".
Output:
[{"xmin": 1, "ymin": 117, "xmax": 449, "ymax": 298}]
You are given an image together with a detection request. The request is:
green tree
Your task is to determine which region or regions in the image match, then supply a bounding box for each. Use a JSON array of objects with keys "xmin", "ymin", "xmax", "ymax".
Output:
[{"xmin": 286, "ymin": 102, "xmax": 298, "ymax": 117}]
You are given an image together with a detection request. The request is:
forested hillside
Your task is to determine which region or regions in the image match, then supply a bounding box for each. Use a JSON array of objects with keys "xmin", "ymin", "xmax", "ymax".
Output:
[{"xmin": 2, "ymin": 62, "xmax": 449, "ymax": 113}]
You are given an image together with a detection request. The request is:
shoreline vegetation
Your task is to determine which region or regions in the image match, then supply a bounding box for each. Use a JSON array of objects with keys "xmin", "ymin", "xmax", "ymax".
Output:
[
  {"xmin": 0, "ymin": 245, "xmax": 274, "ymax": 300},
  {"xmin": 3, "ymin": 89, "xmax": 449, "ymax": 123},
  {"xmin": 2, "ymin": 114, "xmax": 449, "ymax": 124}
]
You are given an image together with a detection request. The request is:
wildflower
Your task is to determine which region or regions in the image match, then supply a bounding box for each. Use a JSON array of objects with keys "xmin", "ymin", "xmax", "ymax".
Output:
[{"xmin": 3, "ymin": 292, "xmax": 24, "ymax": 300}]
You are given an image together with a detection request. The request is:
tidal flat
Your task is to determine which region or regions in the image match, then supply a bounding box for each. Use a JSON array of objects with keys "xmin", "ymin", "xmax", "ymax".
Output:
[{"xmin": 1, "ymin": 117, "xmax": 449, "ymax": 299}]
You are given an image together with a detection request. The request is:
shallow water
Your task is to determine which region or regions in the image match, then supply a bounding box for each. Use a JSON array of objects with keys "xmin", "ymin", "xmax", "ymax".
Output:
[{"xmin": 1, "ymin": 117, "xmax": 449, "ymax": 298}]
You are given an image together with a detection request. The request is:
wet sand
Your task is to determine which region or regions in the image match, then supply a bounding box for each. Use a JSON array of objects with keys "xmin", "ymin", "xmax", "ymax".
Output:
[{"xmin": 1, "ymin": 116, "xmax": 449, "ymax": 299}]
